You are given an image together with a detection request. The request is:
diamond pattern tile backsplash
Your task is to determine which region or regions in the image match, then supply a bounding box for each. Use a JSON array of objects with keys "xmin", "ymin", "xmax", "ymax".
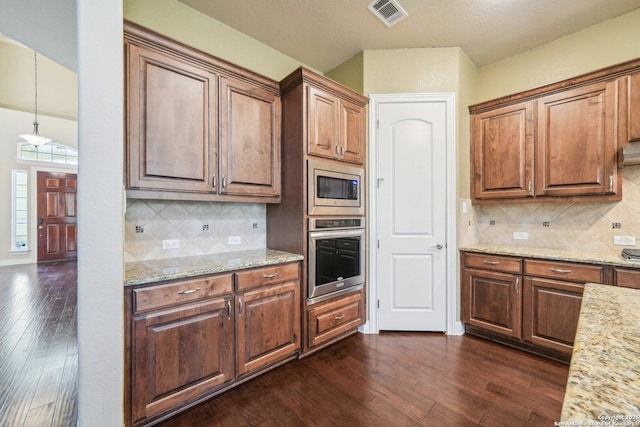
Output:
[
  {"xmin": 125, "ymin": 200, "xmax": 266, "ymax": 262},
  {"xmin": 458, "ymin": 165, "xmax": 640, "ymax": 254}
]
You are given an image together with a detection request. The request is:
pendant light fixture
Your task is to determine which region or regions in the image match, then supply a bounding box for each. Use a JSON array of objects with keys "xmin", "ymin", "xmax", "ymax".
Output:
[{"xmin": 19, "ymin": 51, "xmax": 51, "ymax": 147}]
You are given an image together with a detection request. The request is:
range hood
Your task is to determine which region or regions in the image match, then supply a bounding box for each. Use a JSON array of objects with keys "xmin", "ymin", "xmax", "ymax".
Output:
[{"xmin": 623, "ymin": 143, "xmax": 640, "ymax": 165}]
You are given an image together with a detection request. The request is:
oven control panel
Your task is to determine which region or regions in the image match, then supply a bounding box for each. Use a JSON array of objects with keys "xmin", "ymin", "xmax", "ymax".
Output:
[{"xmin": 309, "ymin": 217, "xmax": 364, "ymax": 231}]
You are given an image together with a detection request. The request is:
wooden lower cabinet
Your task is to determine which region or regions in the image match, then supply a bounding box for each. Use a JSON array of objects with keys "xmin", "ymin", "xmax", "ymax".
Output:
[
  {"xmin": 614, "ymin": 267, "xmax": 640, "ymax": 289},
  {"xmin": 522, "ymin": 277, "xmax": 584, "ymax": 355},
  {"xmin": 126, "ymin": 261, "xmax": 301, "ymax": 426},
  {"xmin": 307, "ymin": 289, "xmax": 365, "ymax": 349},
  {"xmin": 461, "ymin": 251, "xmax": 609, "ymax": 360},
  {"xmin": 461, "ymin": 268, "xmax": 521, "ymax": 339},
  {"xmin": 130, "ymin": 296, "xmax": 234, "ymax": 424},
  {"xmin": 236, "ymin": 280, "xmax": 300, "ymax": 376}
]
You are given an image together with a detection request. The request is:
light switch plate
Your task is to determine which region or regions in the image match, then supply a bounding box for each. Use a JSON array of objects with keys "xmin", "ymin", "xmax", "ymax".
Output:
[{"xmin": 613, "ymin": 235, "xmax": 636, "ymax": 246}]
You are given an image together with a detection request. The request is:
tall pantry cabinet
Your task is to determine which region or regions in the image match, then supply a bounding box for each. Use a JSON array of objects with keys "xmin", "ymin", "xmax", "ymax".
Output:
[{"xmin": 267, "ymin": 67, "xmax": 369, "ymax": 354}]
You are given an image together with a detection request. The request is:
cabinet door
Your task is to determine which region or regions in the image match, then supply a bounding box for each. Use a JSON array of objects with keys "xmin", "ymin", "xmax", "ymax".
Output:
[
  {"xmin": 471, "ymin": 102, "xmax": 534, "ymax": 200},
  {"xmin": 536, "ymin": 80, "xmax": 618, "ymax": 197},
  {"xmin": 620, "ymin": 72, "xmax": 640, "ymax": 145},
  {"xmin": 127, "ymin": 43, "xmax": 218, "ymax": 193},
  {"xmin": 130, "ymin": 296, "xmax": 233, "ymax": 423},
  {"xmin": 339, "ymin": 99, "xmax": 366, "ymax": 164},
  {"xmin": 522, "ymin": 277, "xmax": 583, "ymax": 355},
  {"xmin": 461, "ymin": 268, "xmax": 521, "ymax": 339},
  {"xmin": 219, "ymin": 76, "xmax": 281, "ymax": 198},
  {"xmin": 307, "ymin": 86, "xmax": 339, "ymax": 159},
  {"xmin": 236, "ymin": 281, "xmax": 300, "ymax": 376}
]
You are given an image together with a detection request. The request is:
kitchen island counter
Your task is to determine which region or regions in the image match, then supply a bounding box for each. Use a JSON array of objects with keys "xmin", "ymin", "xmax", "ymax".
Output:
[
  {"xmin": 560, "ymin": 283, "xmax": 640, "ymax": 424},
  {"xmin": 125, "ymin": 248, "xmax": 303, "ymax": 286}
]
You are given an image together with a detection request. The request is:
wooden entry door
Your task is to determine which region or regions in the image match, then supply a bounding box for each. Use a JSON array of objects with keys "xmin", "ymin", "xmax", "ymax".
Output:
[{"xmin": 37, "ymin": 171, "xmax": 78, "ymax": 262}]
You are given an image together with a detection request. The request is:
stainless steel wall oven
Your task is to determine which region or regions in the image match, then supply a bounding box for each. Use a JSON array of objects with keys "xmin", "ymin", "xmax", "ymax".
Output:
[{"xmin": 308, "ymin": 217, "xmax": 365, "ymax": 301}]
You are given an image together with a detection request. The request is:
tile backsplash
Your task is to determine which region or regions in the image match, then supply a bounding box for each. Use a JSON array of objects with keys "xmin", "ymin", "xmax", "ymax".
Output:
[
  {"xmin": 125, "ymin": 200, "xmax": 266, "ymax": 262},
  {"xmin": 459, "ymin": 165, "xmax": 640, "ymax": 255}
]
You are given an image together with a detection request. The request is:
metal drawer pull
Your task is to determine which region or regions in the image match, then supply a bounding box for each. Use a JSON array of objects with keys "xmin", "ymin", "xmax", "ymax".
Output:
[
  {"xmin": 263, "ymin": 272, "xmax": 279, "ymax": 279},
  {"xmin": 514, "ymin": 277, "xmax": 519, "ymax": 293},
  {"xmin": 335, "ymin": 314, "xmax": 346, "ymax": 321},
  {"xmin": 177, "ymin": 287, "xmax": 201, "ymax": 295},
  {"xmin": 483, "ymin": 260, "xmax": 500, "ymax": 265},
  {"xmin": 550, "ymin": 268, "xmax": 572, "ymax": 274}
]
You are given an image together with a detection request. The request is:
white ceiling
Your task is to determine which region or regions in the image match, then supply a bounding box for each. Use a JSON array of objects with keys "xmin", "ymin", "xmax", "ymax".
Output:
[{"xmin": 179, "ymin": 0, "xmax": 640, "ymax": 72}]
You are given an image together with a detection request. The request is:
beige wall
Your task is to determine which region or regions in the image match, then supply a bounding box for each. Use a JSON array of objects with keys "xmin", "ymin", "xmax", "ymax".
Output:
[
  {"xmin": 326, "ymin": 52, "xmax": 364, "ymax": 94},
  {"xmin": 476, "ymin": 8, "xmax": 640, "ymax": 103},
  {"xmin": 124, "ymin": 0, "xmax": 305, "ymax": 81},
  {"xmin": 0, "ymin": 39, "xmax": 77, "ymax": 119}
]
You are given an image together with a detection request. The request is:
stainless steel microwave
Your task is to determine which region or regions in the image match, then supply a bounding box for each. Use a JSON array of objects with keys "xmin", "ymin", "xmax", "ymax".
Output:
[{"xmin": 307, "ymin": 159, "xmax": 364, "ymax": 216}]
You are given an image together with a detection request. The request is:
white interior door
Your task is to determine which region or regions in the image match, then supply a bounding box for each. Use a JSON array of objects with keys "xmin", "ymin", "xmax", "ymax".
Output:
[{"xmin": 376, "ymin": 98, "xmax": 448, "ymax": 331}]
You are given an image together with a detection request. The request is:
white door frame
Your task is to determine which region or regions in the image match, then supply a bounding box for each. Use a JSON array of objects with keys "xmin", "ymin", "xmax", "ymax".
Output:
[{"xmin": 364, "ymin": 93, "xmax": 460, "ymax": 335}]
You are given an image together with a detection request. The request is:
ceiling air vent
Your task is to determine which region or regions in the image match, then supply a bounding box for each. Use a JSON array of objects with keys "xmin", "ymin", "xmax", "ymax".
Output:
[{"xmin": 368, "ymin": 0, "xmax": 408, "ymax": 27}]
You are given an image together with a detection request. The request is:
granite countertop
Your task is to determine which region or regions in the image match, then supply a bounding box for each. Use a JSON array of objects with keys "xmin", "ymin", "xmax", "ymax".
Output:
[
  {"xmin": 459, "ymin": 243, "xmax": 640, "ymax": 269},
  {"xmin": 124, "ymin": 248, "xmax": 304, "ymax": 286},
  {"xmin": 561, "ymin": 283, "xmax": 640, "ymax": 425}
]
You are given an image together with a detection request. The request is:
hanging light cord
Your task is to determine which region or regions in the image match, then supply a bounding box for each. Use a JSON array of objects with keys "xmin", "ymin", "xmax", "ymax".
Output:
[{"xmin": 33, "ymin": 51, "xmax": 39, "ymax": 128}]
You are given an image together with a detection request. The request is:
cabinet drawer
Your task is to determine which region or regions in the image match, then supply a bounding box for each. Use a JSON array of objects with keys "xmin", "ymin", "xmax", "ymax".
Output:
[
  {"xmin": 133, "ymin": 273, "xmax": 233, "ymax": 313},
  {"xmin": 308, "ymin": 290, "xmax": 364, "ymax": 348},
  {"xmin": 614, "ymin": 268, "xmax": 640, "ymax": 289},
  {"xmin": 236, "ymin": 262, "xmax": 299, "ymax": 291},
  {"xmin": 464, "ymin": 253, "xmax": 522, "ymax": 274},
  {"xmin": 524, "ymin": 259, "xmax": 603, "ymax": 283}
]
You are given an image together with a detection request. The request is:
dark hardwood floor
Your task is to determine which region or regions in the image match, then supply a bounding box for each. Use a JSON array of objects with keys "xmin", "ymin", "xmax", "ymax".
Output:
[
  {"xmin": 0, "ymin": 261, "xmax": 569, "ymax": 427},
  {"xmin": 0, "ymin": 261, "xmax": 77, "ymax": 427},
  {"xmin": 158, "ymin": 332, "xmax": 569, "ymax": 427}
]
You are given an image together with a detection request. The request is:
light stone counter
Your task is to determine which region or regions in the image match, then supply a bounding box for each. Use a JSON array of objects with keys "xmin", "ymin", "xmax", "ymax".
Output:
[
  {"xmin": 124, "ymin": 249, "xmax": 303, "ymax": 286},
  {"xmin": 560, "ymin": 283, "xmax": 640, "ymax": 426},
  {"xmin": 459, "ymin": 243, "xmax": 640, "ymax": 269}
]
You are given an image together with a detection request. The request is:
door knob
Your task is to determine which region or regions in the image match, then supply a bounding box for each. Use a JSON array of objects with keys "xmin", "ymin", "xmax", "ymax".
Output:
[{"xmin": 434, "ymin": 244, "xmax": 444, "ymax": 249}]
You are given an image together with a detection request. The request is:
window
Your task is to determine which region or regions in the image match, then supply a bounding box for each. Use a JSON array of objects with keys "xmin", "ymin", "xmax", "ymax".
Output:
[
  {"xmin": 12, "ymin": 169, "xmax": 29, "ymax": 252},
  {"xmin": 18, "ymin": 142, "xmax": 78, "ymax": 165}
]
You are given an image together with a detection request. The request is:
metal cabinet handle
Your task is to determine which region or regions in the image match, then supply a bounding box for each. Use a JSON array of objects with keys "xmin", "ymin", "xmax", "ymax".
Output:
[
  {"xmin": 550, "ymin": 268, "xmax": 572, "ymax": 274},
  {"xmin": 483, "ymin": 260, "xmax": 500, "ymax": 265},
  {"xmin": 222, "ymin": 176, "xmax": 226, "ymax": 190},
  {"xmin": 514, "ymin": 277, "xmax": 520, "ymax": 293},
  {"xmin": 177, "ymin": 287, "xmax": 201, "ymax": 295},
  {"xmin": 263, "ymin": 272, "xmax": 279, "ymax": 279},
  {"xmin": 212, "ymin": 175, "xmax": 216, "ymax": 188},
  {"xmin": 227, "ymin": 300, "xmax": 231, "ymax": 319},
  {"xmin": 334, "ymin": 314, "xmax": 345, "ymax": 321},
  {"xmin": 528, "ymin": 180, "xmax": 533, "ymax": 196},
  {"xmin": 238, "ymin": 298, "xmax": 243, "ymax": 315},
  {"xmin": 609, "ymin": 175, "xmax": 614, "ymax": 192}
]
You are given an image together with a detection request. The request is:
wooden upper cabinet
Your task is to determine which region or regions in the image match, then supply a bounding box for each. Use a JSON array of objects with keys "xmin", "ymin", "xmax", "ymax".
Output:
[
  {"xmin": 124, "ymin": 21, "xmax": 282, "ymax": 203},
  {"xmin": 467, "ymin": 60, "xmax": 638, "ymax": 204},
  {"xmin": 339, "ymin": 98, "xmax": 366, "ymax": 164},
  {"xmin": 307, "ymin": 85, "xmax": 339, "ymax": 159},
  {"xmin": 306, "ymin": 81, "xmax": 366, "ymax": 164},
  {"xmin": 127, "ymin": 43, "xmax": 217, "ymax": 193},
  {"xmin": 536, "ymin": 80, "xmax": 618, "ymax": 197},
  {"xmin": 472, "ymin": 102, "xmax": 534, "ymax": 200},
  {"xmin": 620, "ymin": 72, "xmax": 640, "ymax": 145},
  {"xmin": 219, "ymin": 75, "xmax": 281, "ymax": 198}
]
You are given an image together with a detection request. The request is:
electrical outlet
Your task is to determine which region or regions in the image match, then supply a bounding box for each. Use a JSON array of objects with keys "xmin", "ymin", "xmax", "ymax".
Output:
[
  {"xmin": 162, "ymin": 239, "xmax": 180, "ymax": 250},
  {"xmin": 228, "ymin": 236, "xmax": 241, "ymax": 245},
  {"xmin": 513, "ymin": 232, "xmax": 528, "ymax": 240},
  {"xmin": 613, "ymin": 235, "xmax": 636, "ymax": 246}
]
